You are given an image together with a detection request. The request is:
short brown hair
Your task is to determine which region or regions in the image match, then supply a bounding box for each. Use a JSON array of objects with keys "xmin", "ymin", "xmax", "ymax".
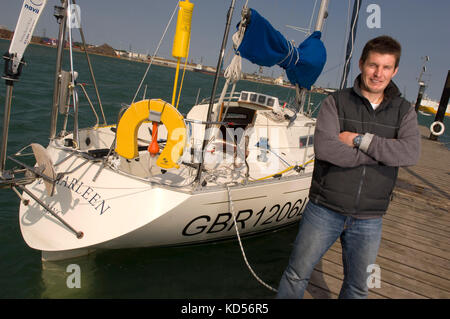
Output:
[{"xmin": 360, "ymin": 35, "xmax": 401, "ymax": 68}]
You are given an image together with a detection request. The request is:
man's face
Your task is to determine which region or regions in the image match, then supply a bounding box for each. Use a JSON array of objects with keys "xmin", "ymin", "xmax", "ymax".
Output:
[{"xmin": 359, "ymin": 52, "xmax": 398, "ymax": 95}]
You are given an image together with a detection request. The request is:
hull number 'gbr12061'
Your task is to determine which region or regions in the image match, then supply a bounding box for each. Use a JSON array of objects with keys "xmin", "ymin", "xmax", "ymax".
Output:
[{"xmin": 182, "ymin": 197, "xmax": 308, "ymax": 236}]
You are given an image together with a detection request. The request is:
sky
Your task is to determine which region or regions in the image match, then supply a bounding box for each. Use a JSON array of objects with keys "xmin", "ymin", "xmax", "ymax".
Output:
[{"xmin": 1, "ymin": 0, "xmax": 449, "ymax": 102}]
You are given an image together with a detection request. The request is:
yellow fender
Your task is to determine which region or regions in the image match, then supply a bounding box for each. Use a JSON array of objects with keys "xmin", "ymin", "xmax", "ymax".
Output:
[{"xmin": 115, "ymin": 99, "xmax": 186, "ymax": 169}]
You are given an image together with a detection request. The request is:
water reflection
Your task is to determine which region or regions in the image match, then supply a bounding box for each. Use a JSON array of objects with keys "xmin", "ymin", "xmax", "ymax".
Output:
[{"xmin": 40, "ymin": 225, "xmax": 298, "ymax": 298}]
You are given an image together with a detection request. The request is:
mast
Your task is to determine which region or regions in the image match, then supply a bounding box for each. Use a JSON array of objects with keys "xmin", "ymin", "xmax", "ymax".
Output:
[
  {"xmin": 289, "ymin": 0, "xmax": 328, "ymax": 123},
  {"xmin": 49, "ymin": 0, "xmax": 69, "ymax": 140},
  {"xmin": 339, "ymin": 0, "xmax": 361, "ymax": 89},
  {"xmin": 314, "ymin": 0, "xmax": 329, "ymax": 32},
  {"xmin": 1, "ymin": 0, "xmax": 48, "ymax": 177},
  {"xmin": 195, "ymin": 0, "xmax": 236, "ymax": 185}
]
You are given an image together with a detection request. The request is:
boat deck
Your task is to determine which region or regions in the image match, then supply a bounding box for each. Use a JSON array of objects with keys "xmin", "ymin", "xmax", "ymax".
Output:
[{"xmin": 304, "ymin": 126, "xmax": 450, "ymax": 299}]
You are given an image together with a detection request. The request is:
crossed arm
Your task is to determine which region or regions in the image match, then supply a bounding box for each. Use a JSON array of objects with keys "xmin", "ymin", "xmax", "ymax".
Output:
[{"xmin": 314, "ymin": 95, "xmax": 421, "ymax": 168}]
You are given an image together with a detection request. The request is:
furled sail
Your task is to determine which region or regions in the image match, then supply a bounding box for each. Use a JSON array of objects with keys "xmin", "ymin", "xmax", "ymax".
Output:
[{"xmin": 236, "ymin": 9, "xmax": 326, "ymax": 89}]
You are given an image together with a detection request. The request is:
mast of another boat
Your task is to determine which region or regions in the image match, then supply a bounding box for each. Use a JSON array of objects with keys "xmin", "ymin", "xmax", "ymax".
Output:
[
  {"xmin": 339, "ymin": 0, "xmax": 361, "ymax": 90},
  {"xmin": 1, "ymin": 0, "xmax": 49, "ymax": 179},
  {"xmin": 414, "ymin": 56, "xmax": 430, "ymax": 113}
]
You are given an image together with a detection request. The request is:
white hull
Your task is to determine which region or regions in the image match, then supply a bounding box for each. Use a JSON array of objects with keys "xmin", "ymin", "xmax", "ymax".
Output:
[{"xmin": 20, "ymin": 145, "xmax": 310, "ymax": 260}]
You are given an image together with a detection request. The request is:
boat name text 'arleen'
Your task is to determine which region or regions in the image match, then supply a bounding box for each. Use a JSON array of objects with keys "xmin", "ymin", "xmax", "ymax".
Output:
[{"xmin": 44, "ymin": 176, "xmax": 112, "ymax": 215}]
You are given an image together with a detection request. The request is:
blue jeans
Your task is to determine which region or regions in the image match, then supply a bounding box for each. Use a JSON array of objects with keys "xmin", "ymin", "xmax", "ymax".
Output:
[{"xmin": 277, "ymin": 201, "xmax": 382, "ymax": 299}]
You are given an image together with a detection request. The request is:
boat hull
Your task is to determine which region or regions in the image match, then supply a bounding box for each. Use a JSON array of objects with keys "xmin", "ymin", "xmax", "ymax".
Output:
[{"xmin": 19, "ymin": 147, "xmax": 311, "ymax": 260}]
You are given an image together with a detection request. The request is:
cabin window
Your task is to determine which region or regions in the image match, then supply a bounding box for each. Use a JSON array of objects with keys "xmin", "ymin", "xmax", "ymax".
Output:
[
  {"xmin": 225, "ymin": 113, "xmax": 247, "ymax": 119},
  {"xmin": 267, "ymin": 98, "xmax": 274, "ymax": 107},
  {"xmin": 250, "ymin": 94, "xmax": 257, "ymax": 102},
  {"xmin": 240, "ymin": 92, "xmax": 248, "ymax": 101},
  {"xmin": 258, "ymin": 95, "xmax": 266, "ymax": 104},
  {"xmin": 299, "ymin": 136, "xmax": 314, "ymax": 148},
  {"xmin": 220, "ymin": 106, "xmax": 256, "ymax": 143}
]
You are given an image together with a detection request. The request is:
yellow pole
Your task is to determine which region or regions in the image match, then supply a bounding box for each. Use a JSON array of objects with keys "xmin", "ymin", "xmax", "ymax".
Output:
[
  {"xmin": 171, "ymin": 0, "xmax": 194, "ymax": 107},
  {"xmin": 172, "ymin": 57, "xmax": 181, "ymax": 106},
  {"xmin": 176, "ymin": 42, "xmax": 190, "ymax": 109}
]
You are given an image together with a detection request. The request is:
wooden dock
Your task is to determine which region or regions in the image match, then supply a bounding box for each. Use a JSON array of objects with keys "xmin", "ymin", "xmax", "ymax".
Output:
[{"xmin": 304, "ymin": 125, "xmax": 450, "ymax": 299}]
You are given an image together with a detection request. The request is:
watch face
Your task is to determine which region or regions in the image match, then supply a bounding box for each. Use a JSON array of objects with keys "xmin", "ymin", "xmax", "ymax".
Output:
[{"xmin": 353, "ymin": 135, "xmax": 362, "ymax": 147}]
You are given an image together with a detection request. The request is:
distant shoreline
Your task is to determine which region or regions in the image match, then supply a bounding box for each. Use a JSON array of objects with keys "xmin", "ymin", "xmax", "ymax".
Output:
[{"xmin": 0, "ymin": 36, "xmax": 328, "ymax": 93}]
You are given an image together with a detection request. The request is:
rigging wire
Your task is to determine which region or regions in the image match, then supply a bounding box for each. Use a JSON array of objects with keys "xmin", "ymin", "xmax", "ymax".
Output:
[{"xmin": 131, "ymin": 2, "xmax": 179, "ymax": 104}]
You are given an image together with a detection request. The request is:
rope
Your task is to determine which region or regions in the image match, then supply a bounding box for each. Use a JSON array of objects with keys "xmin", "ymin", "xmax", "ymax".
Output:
[
  {"xmin": 223, "ymin": 36, "xmax": 243, "ymax": 83},
  {"xmin": 276, "ymin": 39, "xmax": 299, "ymax": 67},
  {"xmin": 225, "ymin": 184, "xmax": 278, "ymax": 293},
  {"xmin": 223, "ymin": 4, "xmax": 249, "ymax": 84}
]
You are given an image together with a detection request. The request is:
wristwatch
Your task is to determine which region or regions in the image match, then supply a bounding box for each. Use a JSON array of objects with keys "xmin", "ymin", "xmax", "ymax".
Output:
[{"xmin": 353, "ymin": 134, "xmax": 363, "ymax": 148}]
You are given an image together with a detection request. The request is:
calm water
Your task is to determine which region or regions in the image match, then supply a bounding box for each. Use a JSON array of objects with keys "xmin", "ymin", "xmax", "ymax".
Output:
[{"xmin": 0, "ymin": 39, "xmax": 448, "ymax": 299}]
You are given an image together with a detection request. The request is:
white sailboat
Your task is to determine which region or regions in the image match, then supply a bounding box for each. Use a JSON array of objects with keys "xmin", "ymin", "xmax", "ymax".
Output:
[{"xmin": 1, "ymin": 0, "xmax": 330, "ymax": 261}]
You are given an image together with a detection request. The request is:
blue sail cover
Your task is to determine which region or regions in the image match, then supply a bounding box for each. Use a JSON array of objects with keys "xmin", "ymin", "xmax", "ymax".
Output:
[{"xmin": 237, "ymin": 9, "xmax": 326, "ymax": 89}]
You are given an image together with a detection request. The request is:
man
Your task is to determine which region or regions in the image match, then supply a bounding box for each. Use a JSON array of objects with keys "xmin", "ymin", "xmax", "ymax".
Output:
[{"xmin": 276, "ymin": 36, "xmax": 420, "ymax": 299}]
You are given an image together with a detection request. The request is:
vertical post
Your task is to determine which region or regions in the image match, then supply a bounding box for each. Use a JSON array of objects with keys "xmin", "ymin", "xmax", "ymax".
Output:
[
  {"xmin": 0, "ymin": 81, "xmax": 14, "ymax": 177},
  {"xmin": 414, "ymin": 81, "xmax": 426, "ymax": 113},
  {"xmin": 50, "ymin": 1, "xmax": 68, "ymax": 140},
  {"xmin": 429, "ymin": 70, "xmax": 450, "ymax": 141},
  {"xmin": 415, "ymin": 56, "xmax": 429, "ymax": 113},
  {"xmin": 172, "ymin": 58, "xmax": 181, "ymax": 106}
]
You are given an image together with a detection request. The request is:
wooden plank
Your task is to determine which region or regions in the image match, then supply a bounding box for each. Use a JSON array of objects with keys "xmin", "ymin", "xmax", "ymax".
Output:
[
  {"xmin": 383, "ymin": 215, "xmax": 450, "ymax": 240},
  {"xmin": 380, "ymin": 226, "xmax": 450, "ymax": 259},
  {"xmin": 375, "ymin": 239, "xmax": 450, "ymax": 278},
  {"xmin": 382, "ymin": 218, "xmax": 450, "ymax": 251},
  {"xmin": 329, "ymin": 244, "xmax": 450, "ymax": 292},
  {"xmin": 308, "ymin": 256, "xmax": 427, "ymax": 299},
  {"xmin": 388, "ymin": 205, "xmax": 450, "ymax": 230},
  {"xmin": 323, "ymin": 247, "xmax": 450, "ymax": 298},
  {"xmin": 382, "ymin": 217, "xmax": 450, "ymax": 245},
  {"xmin": 304, "ymin": 282, "xmax": 338, "ymax": 299},
  {"xmin": 389, "ymin": 196, "xmax": 450, "ymax": 224},
  {"xmin": 331, "ymin": 239, "xmax": 450, "ymax": 282},
  {"xmin": 383, "ymin": 210, "xmax": 450, "ymax": 239},
  {"xmin": 308, "ymin": 262, "xmax": 385, "ymax": 299},
  {"xmin": 391, "ymin": 190, "xmax": 448, "ymax": 209},
  {"xmin": 387, "ymin": 203, "xmax": 450, "ymax": 232}
]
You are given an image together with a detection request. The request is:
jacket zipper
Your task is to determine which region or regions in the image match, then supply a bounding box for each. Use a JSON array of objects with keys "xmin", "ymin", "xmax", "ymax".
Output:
[{"xmin": 354, "ymin": 165, "xmax": 366, "ymax": 211}]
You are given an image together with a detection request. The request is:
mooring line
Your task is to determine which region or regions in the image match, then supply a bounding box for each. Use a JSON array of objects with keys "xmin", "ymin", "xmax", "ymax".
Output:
[{"xmin": 225, "ymin": 184, "xmax": 278, "ymax": 293}]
